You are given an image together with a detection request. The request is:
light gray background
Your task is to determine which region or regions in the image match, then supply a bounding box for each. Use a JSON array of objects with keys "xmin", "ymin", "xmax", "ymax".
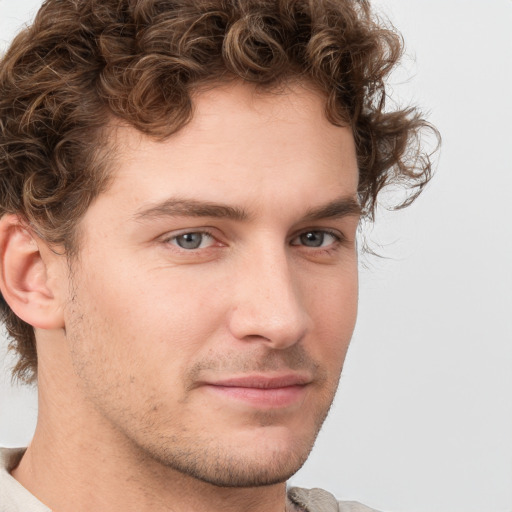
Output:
[{"xmin": 1, "ymin": 1, "xmax": 511, "ymax": 511}]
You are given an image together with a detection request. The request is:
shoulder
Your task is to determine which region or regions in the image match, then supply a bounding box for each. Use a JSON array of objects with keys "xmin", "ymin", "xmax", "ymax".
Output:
[
  {"xmin": 0, "ymin": 447, "xmax": 51, "ymax": 512},
  {"xmin": 288, "ymin": 486, "xmax": 382, "ymax": 512}
]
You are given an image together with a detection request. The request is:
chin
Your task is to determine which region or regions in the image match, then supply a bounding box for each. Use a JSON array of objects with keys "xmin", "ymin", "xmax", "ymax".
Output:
[
  {"xmin": 140, "ymin": 426, "xmax": 317, "ymax": 488},
  {"xmin": 166, "ymin": 445, "xmax": 312, "ymax": 488}
]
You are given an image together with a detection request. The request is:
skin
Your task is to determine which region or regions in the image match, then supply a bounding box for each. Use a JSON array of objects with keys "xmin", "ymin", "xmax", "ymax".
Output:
[{"xmin": 7, "ymin": 81, "xmax": 360, "ymax": 512}]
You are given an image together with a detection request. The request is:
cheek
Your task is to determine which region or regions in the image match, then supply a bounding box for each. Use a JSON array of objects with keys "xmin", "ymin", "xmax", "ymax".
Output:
[
  {"xmin": 304, "ymin": 264, "xmax": 358, "ymax": 365},
  {"xmin": 81, "ymin": 256, "xmax": 221, "ymax": 334},
  {"xmin": 66, "ymin": 260, "xmax": 230, "ymax": 404}
]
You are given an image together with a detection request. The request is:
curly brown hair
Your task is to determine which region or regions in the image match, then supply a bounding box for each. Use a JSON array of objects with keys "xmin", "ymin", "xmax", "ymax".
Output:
[{"xmin": 0, "ymin": 0, "xmax": 438, "ymax": 383}]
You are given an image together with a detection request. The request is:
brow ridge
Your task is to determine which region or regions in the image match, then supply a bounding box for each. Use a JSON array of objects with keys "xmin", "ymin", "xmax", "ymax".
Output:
[
  {"xmin": 133, "ymin": 195, "xmax": 361, "ymax": 223},
  {"xmin": 134, "ymin": 198, "xmax": 249, "ymax": 222},
  {"xmin": 302, "ymin": 197, "xmax": 361, "ymax": 221}
]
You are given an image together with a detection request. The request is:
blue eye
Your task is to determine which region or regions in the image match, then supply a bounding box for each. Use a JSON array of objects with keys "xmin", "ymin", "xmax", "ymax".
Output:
[
  {"xmin": 300, "ymin": 231, "xmax": 324, "ymax": 247},
  {"xmin": 292, "ymin": 230, "xmax": 339, "ymax": 248},
  {"xmin": 171, "ymin": 232, "xmax": 214, "ymax": 250}
]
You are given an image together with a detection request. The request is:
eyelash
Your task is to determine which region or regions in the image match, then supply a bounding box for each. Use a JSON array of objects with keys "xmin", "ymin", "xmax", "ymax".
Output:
[
  {"xmin": 291, "ymin": 229, "xmax": 344, "ymax": 248},
  {"xmin": 163, "ymin": 228, "xmax": 345, "ymax": 253},
  {"xmin": 163, "ymin": 229, "xmax": 218, "ymax": 250}
]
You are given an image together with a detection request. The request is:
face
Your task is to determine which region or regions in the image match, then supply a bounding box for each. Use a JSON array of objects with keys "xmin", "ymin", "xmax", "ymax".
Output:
[{"xmin": 61, "ymin": 81, "xmax": 360, "ymax": 487}]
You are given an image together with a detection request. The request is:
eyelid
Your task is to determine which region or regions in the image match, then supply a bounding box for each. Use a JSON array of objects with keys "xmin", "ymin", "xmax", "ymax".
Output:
[
  {"xmin": 161, "ymin": 226, "xmax": 216, "ymax": 239},
  {"xmin": 159, "ymin": 226, "xmax": 348, "ymax": 253},
  {"xmin": 161, "ymin": 228, "xmax": 221, "ymax": 248},
  {"xmin": 289, "ymin": 228, "xmax": 345, "ymax": 246}
]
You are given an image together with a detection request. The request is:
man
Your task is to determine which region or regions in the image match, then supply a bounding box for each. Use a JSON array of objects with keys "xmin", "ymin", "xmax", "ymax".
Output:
[{"xmin": 0, "ymin": 1, "xmax": 435, "ymax": 511}]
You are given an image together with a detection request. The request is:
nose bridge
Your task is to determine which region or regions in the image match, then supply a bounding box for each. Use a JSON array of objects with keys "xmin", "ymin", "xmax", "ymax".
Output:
[{"xmin": 228, "ymin": 242, "xmax": 310, "ymax": 348}]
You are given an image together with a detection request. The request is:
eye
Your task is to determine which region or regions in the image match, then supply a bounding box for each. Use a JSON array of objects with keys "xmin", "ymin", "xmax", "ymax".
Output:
[
  {"xmin": 168, "ymin": 232, "xmax": 215, "ymax": 250},
  {"xmin": 291, "ymin": 230, "xmax": 340, "ymax": 248}
]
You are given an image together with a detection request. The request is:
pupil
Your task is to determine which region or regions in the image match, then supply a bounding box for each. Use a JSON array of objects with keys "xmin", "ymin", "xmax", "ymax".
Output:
[
  {"xmin": 177, "ymin": 233, "xmax": 202, "ymax": 249},
  {"xmin": 301, "ymin": 231, "xmax": 323, "ymax": 247}
]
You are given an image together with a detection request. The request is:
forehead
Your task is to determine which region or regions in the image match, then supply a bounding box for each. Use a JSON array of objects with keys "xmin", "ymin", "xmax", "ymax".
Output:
[{"xmin": 101, "ymin": 81, "xmax": 358, "ymax": 216}]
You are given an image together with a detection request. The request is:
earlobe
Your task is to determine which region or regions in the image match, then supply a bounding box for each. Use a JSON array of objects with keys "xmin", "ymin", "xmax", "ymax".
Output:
[{"xmin": 0, "ymin": 214, "xmax": 65, "ymax": 330}]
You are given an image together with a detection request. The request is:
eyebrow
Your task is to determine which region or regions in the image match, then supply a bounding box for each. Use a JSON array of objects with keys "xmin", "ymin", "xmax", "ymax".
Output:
[
  {"xmin": 134, "ymin": 198, "xmax": 249, "ymax": 222},
  {"xmin": 133, "ymin": 196, "xmax": 361, "ymax": 223},
  {"xmin": 302, "ymin": 196, "xmax": 361, "ymax": 221}
]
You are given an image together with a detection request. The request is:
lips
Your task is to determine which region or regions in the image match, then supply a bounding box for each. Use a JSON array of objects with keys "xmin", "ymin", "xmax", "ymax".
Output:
[{"xmin": 200, "ymin": 374, "xmax": 311, "ymax": 408}]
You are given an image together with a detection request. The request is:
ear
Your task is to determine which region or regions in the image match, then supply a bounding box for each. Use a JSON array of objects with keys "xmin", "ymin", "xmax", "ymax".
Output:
[{"xmin": 0, "ymin": 214, "xmax": 65, "ymax": 330}]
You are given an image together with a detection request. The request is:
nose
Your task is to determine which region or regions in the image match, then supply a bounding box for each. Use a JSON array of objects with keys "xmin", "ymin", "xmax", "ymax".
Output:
[{"xmin": 227, "ymin": 246, "xmax": 311, "ymax": 349}]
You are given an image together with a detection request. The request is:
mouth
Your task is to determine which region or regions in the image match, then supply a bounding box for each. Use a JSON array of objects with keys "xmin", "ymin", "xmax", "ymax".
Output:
[{"xmin": 200, "ymin": 374, "xmax": 312, "ymax": 409}]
